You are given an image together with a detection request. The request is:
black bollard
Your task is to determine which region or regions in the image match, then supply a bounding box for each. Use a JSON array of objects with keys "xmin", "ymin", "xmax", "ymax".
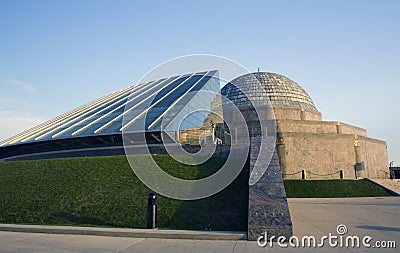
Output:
[
  {"xmin": 340, "ymin": 170, "xmax": 344, "ymax": 180},
  {"xmin": 147, "ymin": 193, "xmax": 157, "ymax": 229},
  {"xmin": 302, "ymin": 170, "xmax": 306, "ymax": 180}
]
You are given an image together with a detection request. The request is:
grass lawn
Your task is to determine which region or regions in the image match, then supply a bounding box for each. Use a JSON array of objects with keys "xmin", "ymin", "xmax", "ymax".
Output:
[
  {"xmin": 0, "ymin": 155, "xmax": 392, "ymax": 230},
  {"xmin": 284, "ymin": 179, "xmax": 392, "ymax": 198},
  {"xmin": 0, "ymin": 155, "xmax": 248, "ymax": 231}
]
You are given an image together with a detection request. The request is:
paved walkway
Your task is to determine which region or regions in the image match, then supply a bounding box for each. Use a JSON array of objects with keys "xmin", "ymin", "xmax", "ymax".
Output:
[
  {"xmin": 368, "ymin": 179, "xmax": 400, "ymax": 195},
  {"xmin": 1, "ymin": 197, "xmax": 399, "ymax": 252},
  {"xmin": 0, "ymin": 224, "xmax": 246, "ymax": 240}
]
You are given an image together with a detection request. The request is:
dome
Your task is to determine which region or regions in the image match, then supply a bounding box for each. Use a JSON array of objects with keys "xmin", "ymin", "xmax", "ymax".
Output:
[{"xmin": 221, "ymin": 72, "xmax": 318, "ymax": 112}]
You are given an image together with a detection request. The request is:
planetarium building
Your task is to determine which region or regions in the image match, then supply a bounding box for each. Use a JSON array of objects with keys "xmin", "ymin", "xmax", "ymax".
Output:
[
  {"xmin": 222, "ymin": 72, "xmax": 388, "ymax": 179},
  {"xmin": 0, "ymin": 70, "xmax": 389, "ymax": 179}
]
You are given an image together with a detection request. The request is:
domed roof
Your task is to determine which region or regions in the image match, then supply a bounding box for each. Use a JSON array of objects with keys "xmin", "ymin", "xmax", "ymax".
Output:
[{"xmin": 221, "ymin": 72, "xmax": 318, "ymax": 112}]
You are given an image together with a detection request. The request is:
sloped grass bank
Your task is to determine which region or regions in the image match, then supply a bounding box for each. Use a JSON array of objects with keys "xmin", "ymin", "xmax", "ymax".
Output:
[
  {"xmin": 284, "ymin": 179, "xmax": 392, "ymax": 198},
  {"xmin": 0, "ymin": 155, "xmax": 248, "ymax": 231},
  {"xmin": 0, "ymin": 156, "xmax": 392, "ymax": 230}
]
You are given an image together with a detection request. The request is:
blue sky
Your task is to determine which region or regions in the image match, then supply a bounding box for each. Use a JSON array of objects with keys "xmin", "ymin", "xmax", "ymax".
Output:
[{"xmin": 0, "ymin": 0, "xmax": 399, "ymax": 163}]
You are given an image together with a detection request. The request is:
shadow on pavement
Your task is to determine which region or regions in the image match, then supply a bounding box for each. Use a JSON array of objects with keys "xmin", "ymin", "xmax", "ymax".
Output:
[{"xmin": 356, "ymin": 225, "xmax": 400, "ymax": 233}]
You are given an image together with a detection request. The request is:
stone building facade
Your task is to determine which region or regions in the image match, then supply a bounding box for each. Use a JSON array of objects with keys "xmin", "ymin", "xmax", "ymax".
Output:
[{"xmin": 222, "ymin": 72, "xmax": 389, "ymax": 179}]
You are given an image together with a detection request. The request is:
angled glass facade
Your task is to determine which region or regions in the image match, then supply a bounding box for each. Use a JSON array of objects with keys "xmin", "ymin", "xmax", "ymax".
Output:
[{"xmin": 0, "ymin": 71, "xmax": 221, "ymax": 160}]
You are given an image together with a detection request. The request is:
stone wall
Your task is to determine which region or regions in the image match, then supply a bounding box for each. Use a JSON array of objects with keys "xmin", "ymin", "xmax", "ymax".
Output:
[
  {"xmin": 337, "ymin": 122, "xmax": 367, "ymax": 136},
  {"xmin": 278, "ymin": 132, "xmax": 388, "ymax": 179},
  {"xmin": 248, "ymin": 136, "xmax": 292, "ymax": 241},
  {"xmin": 277, "ymin": 120, "xmax": 367, "ymax": 136},
  {"xmin": 273, "ymin": 107, "xmax": 322, "ymax": 121},
  {"xmin": 278, "ymin": 120, "xmax": 339, "ymax": 134},
  {"xmin": 357, "ymin": 136, "xmax": 389, "ymax": 179},
  {"xmin": 278, "ymin": 133, "xmax": 356, "ymax": 179}
]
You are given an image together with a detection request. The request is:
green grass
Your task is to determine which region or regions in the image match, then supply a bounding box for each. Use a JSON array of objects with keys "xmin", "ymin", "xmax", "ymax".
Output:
[
  {"xmin": 284, "ymin": 179, "xmax": 393, "ymax": 198},
  {"xmin": 0, "ymin": 155, "xmax": 248, "ymax": 231},
  {"xmin": 0, "ymin": 156, "xmax": 393, "ymax": 230}
]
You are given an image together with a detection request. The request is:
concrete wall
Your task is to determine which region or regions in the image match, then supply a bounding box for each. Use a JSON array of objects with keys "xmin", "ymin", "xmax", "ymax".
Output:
[
  {"xmin": 357, "ymin": 136, "xmax": 389, "ymax": 179},
  {"xmin": 278, "ymin": 120, "xmax": 338, "ymax": 134},
  {"xmin": 273, "ymin": 107, "xmax": 322, "ymax": 121},
  {"xmin": 278, "ymin": 132, "xmax": 388, "ymax": 180},
  {"xmin": 278, "ymin": 133, "xmax": 356, "ymax": 179},
  {"xmin": 337, "ymin": 122, "xmax": 367, "ymax": 136},
  {"xmin": 301, "ymin": 109, "xmax": 323, "ymax": 121},
  {"xmin": 277, "ymin": 120, "xmax": 367, "ymax": 136}
]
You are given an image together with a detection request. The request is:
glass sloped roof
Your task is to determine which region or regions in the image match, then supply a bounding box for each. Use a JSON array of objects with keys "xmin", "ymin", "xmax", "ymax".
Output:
[{"xmin": 0, "ymin": 70, "xmax": 219, "ymax": 147}]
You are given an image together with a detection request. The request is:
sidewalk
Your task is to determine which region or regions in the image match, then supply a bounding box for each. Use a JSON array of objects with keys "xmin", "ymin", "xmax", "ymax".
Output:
[
  {"xmin": 367, "ymin": 178, "xmax": 400, "ymax": 195},
  {"xmin": 0, "ymin": 224, "xmax": 246, "ymax": 241},
  {"xmin": 1, "ymin": 197, "xmax": 399, "ymax": 252}
]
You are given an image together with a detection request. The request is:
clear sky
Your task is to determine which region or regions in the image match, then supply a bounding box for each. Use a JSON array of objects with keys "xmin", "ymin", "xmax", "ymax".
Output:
[{"xmin": 0, "ymin": 0, "xmax": 399, "ymax": 163}]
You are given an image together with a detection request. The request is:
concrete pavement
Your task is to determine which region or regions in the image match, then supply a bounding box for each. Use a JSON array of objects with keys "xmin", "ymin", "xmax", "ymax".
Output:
[
  {"xmin": 0, "ymin": 224, "xmax": 246, "ymax": 240},
  {"xmin": 367, "ymin": 179, "xmax": 400, "ymax": 195},
  {"xmin": 0, "ymin": 197, "xmax": 399, "ymax": 252},
  {"xmin": 288, "ymin": 197, "xmax": 400, "ymax": 239}
]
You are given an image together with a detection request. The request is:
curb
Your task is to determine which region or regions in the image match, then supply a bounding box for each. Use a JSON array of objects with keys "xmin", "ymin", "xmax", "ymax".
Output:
[{"xmin": 0, "ymin": 224, "xmax": 247, "ymax": 241}]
